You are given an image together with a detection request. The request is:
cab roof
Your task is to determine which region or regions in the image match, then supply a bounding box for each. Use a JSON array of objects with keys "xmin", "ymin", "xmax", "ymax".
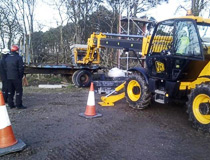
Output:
[{"xmin": 160, "ymin": 16, "xmax": 210, "ymax": 26}]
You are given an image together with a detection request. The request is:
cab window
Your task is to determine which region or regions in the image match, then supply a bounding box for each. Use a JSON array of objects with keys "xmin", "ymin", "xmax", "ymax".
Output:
[
  {"xmin": 149, "ymin": 20, "xmax": 174, "ymax": 54},
  {"xmin": 197, "ymin": 24, "xmax": 210, "ymax": 58},
  {"xmin": 174, "ymin": 21, "xmax": 202, "ymax": 57}
]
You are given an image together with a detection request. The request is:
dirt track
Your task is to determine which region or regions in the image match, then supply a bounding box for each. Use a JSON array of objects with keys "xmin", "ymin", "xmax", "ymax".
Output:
[{"xmin": 1, "ymin": 86, "xmax": 210, "ymax": 160}]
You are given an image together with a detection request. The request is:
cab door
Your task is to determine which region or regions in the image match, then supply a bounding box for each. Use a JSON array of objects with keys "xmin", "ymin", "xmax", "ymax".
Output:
[
  {"xmin": 170, "ymin": 19, "xmax": 204, "ymax": 81},
  {"xmin": 146, "ymin": 19, "xmax": 204, "ymax": 81}
]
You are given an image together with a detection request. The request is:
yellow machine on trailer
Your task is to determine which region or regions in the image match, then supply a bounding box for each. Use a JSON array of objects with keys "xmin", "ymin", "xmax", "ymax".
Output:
[
  {"xmin": 100, "ymin": 14, "xmax": 210, "ymax": 132},
  {"xmin": 72, "ymin": 32, "xmax": 144, "ymax": 88}
]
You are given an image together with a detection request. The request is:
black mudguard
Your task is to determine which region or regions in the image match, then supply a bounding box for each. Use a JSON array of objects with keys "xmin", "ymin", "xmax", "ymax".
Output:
[{"xmin": 128, "ymin": 67, "xmax": 149, "ymax": 84}]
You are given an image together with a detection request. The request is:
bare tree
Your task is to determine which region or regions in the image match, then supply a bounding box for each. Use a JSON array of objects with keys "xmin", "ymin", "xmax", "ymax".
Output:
[
  {"xmin": 52, "ymin": 0, "xmax": 68, "ymax": 64},
  {"xmin": 0, "ymin": 1, "xmax": 22, "ymax": 49},
  {"xmin": 191, "ymin": 0, "xmax": 208, "ymax": 16},
  {"xmin": 16, "ymin": 0, "xmax": 36, "ymax": 63},
  {"xmin": 175, "ymin": 0, "xmax": 210, "ymax": 17},
  {"xmin": 64, "ymin": 0, "xmax": 102, "ymax": 43}
]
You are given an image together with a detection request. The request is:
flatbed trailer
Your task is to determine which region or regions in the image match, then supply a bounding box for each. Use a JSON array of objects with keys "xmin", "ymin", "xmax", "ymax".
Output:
[{"xmin": 24, "ymin": 64, "xmax": 101, "ymax": 87}]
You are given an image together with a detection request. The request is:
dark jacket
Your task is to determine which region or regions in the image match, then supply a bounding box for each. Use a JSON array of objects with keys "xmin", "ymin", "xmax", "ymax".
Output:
[
  {"xmin": 5, "ymin": 52, "xmax": 24, "ymax": 80},
  {"xmin": 0, "ymin": 54, "xmax": 8, "ymax": 81}
]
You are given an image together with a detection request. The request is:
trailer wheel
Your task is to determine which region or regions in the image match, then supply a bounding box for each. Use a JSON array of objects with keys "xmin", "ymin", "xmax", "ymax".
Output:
[
  {"xmin": 75, "ymin": 70, "xmax": 92, "ymax": 87},
  {"xmin": 125, "ymin": 72, "xmax": 151, "ymax": 109},
  {"xmin": 72, "ymin": 70, "xmax": 81, "ymax": 86},
  {"xmin": 187, "ymin": 83, "xmax": 210, "ymax": 132}
]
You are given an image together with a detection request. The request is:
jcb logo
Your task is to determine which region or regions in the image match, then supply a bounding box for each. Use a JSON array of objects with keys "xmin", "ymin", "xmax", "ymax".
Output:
[{"xmin": 155, "ymin": 61, "xmax": 165, "ymax": 73}]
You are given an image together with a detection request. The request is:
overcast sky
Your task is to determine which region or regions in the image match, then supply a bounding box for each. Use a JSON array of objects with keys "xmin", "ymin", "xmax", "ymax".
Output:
[
  {"xmin": 35, "ymin": 1, "xmax": 60, "ymax": 31},
  {"xmin": 145, "ymin": 0, "xmax": 189, "ymax": 20},
  {"xmin": 34, "ymin": 0, "xmax": 209, "ymax": 32}
]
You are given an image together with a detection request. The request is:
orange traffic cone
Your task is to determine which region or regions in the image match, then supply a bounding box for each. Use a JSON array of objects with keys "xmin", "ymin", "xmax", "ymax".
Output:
[
  {"xmin": 0, "ymin": 91, "xmax": 26, "ymax": 156},
  {"xmin": 79, "ymin": 82, "xmax": 102, "ymax": 118}
]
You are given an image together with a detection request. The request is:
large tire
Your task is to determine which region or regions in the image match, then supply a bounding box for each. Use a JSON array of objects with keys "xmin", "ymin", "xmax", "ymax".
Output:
[
  {"xmin": 72, "ymin": 70, "xmax": 81, "ymax": 86},
  {"xmin": 125, "ymin": 72, "xmax": 151, "ymax": 109},
  {"xmin": 75, "ymin": 70, "xmax": 92, "ymax": 87},
  {"xmin": 187, "ymin": 83, "xmax": 210, "ymax": 132}
]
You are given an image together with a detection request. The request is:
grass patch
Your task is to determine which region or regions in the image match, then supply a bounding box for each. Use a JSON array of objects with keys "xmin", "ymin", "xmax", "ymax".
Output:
[{"xmin": 26, "ymin": 74, "xmax": 63, "ymax": 86}]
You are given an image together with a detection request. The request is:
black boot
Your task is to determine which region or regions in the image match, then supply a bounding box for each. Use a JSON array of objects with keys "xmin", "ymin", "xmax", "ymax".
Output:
[
  {"xmin": 17, "ymin": 105, "xmax": 27, "ymax": 109},
  {"xmin": 9, "ymin": 105, "xmax": 15, "ymax": 109}
]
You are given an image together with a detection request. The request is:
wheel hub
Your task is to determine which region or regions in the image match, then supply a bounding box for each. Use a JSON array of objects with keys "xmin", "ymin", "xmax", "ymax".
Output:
[
  {"xmin": 193, "ymin": 94, "xmax": 210, "ymax": 124},
  {"xmin": 127, "ymin": 80, "xmax": 141, "ymax": 102},
  {"xmin": 132, "ymin": 86, "xmax": 140, "ymax": 95},
  {"xmin": 199, "ymin": 103, "xmax": 210, "ymax": 115},
  {"xmin": 80, "ymin": 75, "xmax": 88, "ymax": 82}
]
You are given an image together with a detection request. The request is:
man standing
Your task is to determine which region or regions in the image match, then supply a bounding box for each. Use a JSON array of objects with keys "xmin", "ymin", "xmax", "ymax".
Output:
[
  {"xmin": 0, "ymin": 48, "xmax": 10, "ymax": 104},
  {"xmin": 176, "ymin": 30, "xmax": 190, "ymax": 55},
  {"xmin": 5, "ymin": 45, "xmax": 26, "ymax": 109}
]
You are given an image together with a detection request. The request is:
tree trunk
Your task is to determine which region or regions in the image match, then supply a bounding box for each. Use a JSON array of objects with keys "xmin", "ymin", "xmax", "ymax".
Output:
[
  {"xmin": 191, "ymin": 0, "xmax": 204, "ymax": 16},
  {"xmin": 60, "ymin": 26, "xmax": 65, "ymax": 63}
]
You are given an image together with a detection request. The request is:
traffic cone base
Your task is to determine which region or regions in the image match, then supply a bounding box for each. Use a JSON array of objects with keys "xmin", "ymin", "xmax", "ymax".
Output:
[
  {"xmin": 0, "ymin": 139, "xmax": 26, "ymax": 156},
  {"xmin": 79, "ymin": 112, "xmax": 102, "ymax": 119},
  {"xmin": 79, "ymin": 105, "xmax": 102, "ymax": 119}
]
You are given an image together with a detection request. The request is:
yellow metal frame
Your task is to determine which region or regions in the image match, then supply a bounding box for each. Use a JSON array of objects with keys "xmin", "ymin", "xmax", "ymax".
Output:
[
  {"xmin": 142, "ymin": 35, "xmax": 173, "ymax": 56},
  {"xmin": 74, "ymin": 32, "xmax": 106, "ymax": 64},
  {"xmin": 98, "ymin": 82, "xmax": 126, "ymax": 107},
  {"xmin": 142, "ymin": 36, "xmax": 150, "ymax": 56}
]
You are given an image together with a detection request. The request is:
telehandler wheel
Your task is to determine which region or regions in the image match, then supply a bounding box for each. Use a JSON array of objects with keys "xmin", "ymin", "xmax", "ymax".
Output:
[
  {"xmin": 72, "ymin": 70, "xmax": 81, "ymax": 86},
  {"xmin": 187, "ymin": 83, "xmax": 210, "ymax": 132},
  {"xmin": 75, "ymin": 70, "xmax": 92, "ymax": 87},
  {"xmin": 125, "ymin": 73, "xmax": 151, "ymax": 109}
]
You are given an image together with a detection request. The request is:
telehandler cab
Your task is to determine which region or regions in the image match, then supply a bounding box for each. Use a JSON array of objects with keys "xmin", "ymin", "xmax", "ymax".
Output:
[{"xmin": 122, "ymin": 15, "xmax": 210, "ymax": 132}]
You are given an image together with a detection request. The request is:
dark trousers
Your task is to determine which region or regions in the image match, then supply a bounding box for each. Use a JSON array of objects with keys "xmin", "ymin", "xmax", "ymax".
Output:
[
  {"xmin": 8, "ymin": 79, "xmax": 23, "ymax": 107},
  {"xmin": 2, "ymin": 80, "xmax": 8, "ymax": 103}
]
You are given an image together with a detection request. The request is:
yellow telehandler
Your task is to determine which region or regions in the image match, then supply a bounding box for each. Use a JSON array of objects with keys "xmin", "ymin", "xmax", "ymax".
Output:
[{"xmin": 100, "ymin": 14, "xmax": 210, "ymax": 132}]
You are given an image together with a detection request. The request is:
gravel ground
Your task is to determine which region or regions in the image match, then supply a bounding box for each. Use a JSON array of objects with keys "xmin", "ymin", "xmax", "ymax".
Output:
[{"xmin": 1, "ymin": 86, "xmax": 210, "ymax": 160}]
